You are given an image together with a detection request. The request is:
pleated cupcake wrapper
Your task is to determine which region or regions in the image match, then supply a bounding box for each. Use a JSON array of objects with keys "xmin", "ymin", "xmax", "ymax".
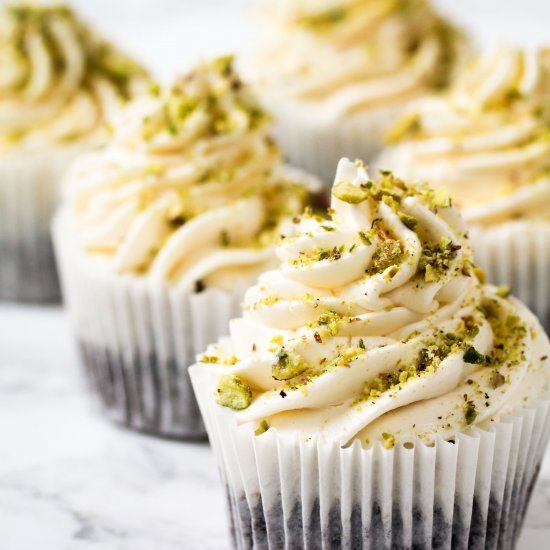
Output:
[
  {"xmin": 191, "ymin": 370, "xmax": 550, "ymax": 550},
  {"xmin": 264, "ymin": 98, "xmax": 407, "ymax": 186},
  {"xmin": 53, "ymin": 212, "xmax": 247, "ymax": 439},
  {"xmin": 0, "ymin": 146, "xmax": 87, "ymax": 302},
  {"xmin": 469, "ymin": 223, "xmax": 550, "ymax": 332}
]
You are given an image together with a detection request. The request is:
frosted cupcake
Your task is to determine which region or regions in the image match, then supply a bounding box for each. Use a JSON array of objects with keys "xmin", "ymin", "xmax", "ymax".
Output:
[
  {"xmin": 378, "ymin": 46, "xmax": 550, "ymax": 329},
  {"xmin": 0, "ymin": 2, "xmax": 149, "ymax": 302},
  {"xmin": 247, "ymin": 0, "xmax": 465, "ymax": 183},
  {"xmin": 53, "ymin": 56, "xmax": 318, "ymax": 438},
  {"xmin": 190, "ymin": 159, "xmax": 550, "ymax": 549}
]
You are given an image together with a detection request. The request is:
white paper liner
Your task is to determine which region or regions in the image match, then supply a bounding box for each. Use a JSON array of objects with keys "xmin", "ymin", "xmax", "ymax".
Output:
[
  {"xmin": 191, "ymin": 366, "xmax": 550, "ymax": 550},
  {"xmin": 0, "ymin": 145, "xmax": 87, "ymax": 302},
  {"xmin": 262, "ymin": 97, "xmax": 410, "ymax": 186},
  {"xmin": 469, "ymin": 222, "xmax": 550, "ymax": 332},
  {"xmin": 53, "ymin": 211, "xmax": 250, "ymax": 439}
]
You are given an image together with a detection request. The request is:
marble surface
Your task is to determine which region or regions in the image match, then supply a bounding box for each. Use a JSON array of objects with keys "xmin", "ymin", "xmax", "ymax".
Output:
[
  {"xmin": 0, "ymin": 304, "xmax": 229, "ymax": 550},
  {"xmin": 1, "ymin": 303, "xmax": 550, "ymax": 550}
]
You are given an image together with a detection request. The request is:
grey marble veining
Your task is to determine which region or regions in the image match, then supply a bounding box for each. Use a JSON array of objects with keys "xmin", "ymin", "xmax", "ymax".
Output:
[
  {"xmin": 1, "ymin": 304, "xmax": 550, "ymax": 550},
  {"xmin": 0, "ymin": 305, "xmax": 229, "ymax": 550}
]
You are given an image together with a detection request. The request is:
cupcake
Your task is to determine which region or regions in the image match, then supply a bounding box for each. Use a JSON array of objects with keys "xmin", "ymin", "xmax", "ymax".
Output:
[
  {"xmin": 0, "ymin": 2, "xmax": 149, "ymax": 302},
  {"xmin": 246, "ymin": 0, "xmax": 466, "ymax": 184},
  {"xmin": 378, "ymin": 46, "xmax": 550, "ymax": 330},
  {"xmin": 190, "ymin": 158, "xmax": 550, "ymax": 549},
  {"xmin": 53, "ymin": 56, "xmax": 319, "ymax": 438}
]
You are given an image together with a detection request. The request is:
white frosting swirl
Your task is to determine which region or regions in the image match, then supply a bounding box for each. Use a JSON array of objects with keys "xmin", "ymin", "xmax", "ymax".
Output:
[
  {"xmin": 250, "ymin": 0, "xmax": 463, "ymax": 118},
  {"xmin": 62, "ymin": 57, "xmax": 316, "ymax": 290},
  {"xmin": 378, "ymin": 46, "xmax": 550, "ymax": 226},
  {"xmin": 195, "ymin": 159, "xmax": 550, "ymax": 446},
  {"xmin": 0, "ymin": 3, "xmax": 149, "ymax": 151}
]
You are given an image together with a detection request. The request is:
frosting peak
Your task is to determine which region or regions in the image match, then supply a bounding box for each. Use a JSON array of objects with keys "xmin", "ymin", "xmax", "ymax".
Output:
[
  {"xmin": 0, "ymin": 2, "xmax": 149, "ymax": 150},
  {"xmin": 380, "ymin": 46, "xmax": 550, "ymax": 225},
  {"xmin": 196, "ymin": 159, "xmax": 550, "ymax": 446},
  {"xmin": 63, "ymin": 57, "xmax": 316, "ymax": 290}
]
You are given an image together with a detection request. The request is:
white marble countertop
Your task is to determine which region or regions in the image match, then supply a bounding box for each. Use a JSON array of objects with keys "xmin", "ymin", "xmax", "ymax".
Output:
[{"xmin": 1, "ymin": 303, "xmax": 550, "ymax": 550}]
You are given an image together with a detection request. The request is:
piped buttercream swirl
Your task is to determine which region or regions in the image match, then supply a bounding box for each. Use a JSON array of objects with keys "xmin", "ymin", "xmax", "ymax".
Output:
[
  {"xmin": 0, "ymin": 2, "xmax": 149, "ymax": 151},
  {"xmin": 379, "ymin": 46, "xmax": 550, "ymax": 225},
  {"xmin": 251, "ymin": 0, "xmax": 463, "ymax": 118},
  {"xmin": 195, "ymin": 158, "xmax": 550, "ymax": 446},
  {"xmin": 63, "ymin": 56, "xmax": 316, "ymax": 290}
]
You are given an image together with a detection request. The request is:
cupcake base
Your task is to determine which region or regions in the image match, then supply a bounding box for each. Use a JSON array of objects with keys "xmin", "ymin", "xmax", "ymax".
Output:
[
  {"xmin": 224, "ymin": 470, "xmax": 538, "ymax": 550},
  {"xmin": 0, "ymin": 145, "xmax": 87, "ymax": 303},
  {"xmin": 79, "ymin": 341, "xmax": 205, "ymax": 439},
  {"xmin": 0, "ymin": 235, "xmax": 60, "ymax": 302},
  {"xmin": 191, "ymin": 361, "xmax": 550, "ymax": 550},
  {"xmin": 53, "ymin": 210, "xmax": 251, "ymax": 439}
]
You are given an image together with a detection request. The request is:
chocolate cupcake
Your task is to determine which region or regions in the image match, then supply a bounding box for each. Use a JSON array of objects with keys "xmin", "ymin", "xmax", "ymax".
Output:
[
  {"xmin": 246, "ymin": 0, "xmax": 467, "ymax": 183},
  {"xmin": 0, "ymin": 2, "xmax": 149, "ymax": 302},
  {"xmin": 377, "ymin": 46, "xmax": 550, "ymax": 330},
  {"xmin": 53, "ymin": 56, "xmax": 319, "ymax": 438},
  {"xmin": 190, "ymin": 158, "xmax": 550, "ymax": 548}
]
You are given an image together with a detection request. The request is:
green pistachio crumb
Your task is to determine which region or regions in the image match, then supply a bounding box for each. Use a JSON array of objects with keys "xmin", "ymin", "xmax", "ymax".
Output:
[
  {"xmin": 463, "ymin": 402, "xmax": 478, "ymax": 425},
  {"xmin": 463, "ymin": 346, "xmax": 488, "ymax": 365},
  {"xmin": 398, "ymin": 212, "xmax": 418, "ymax": 230},
  {"xmin": 418, "ymin": 237, "xmax": 460, "ymax": 282},
  {"xmin": 359, "ymin": 231, "xmax": 373, "ymax": 246},
  {"xmin": 333, "ymin": 181, "xmax": 369, "ymax": 204},
  {"xmin": 495, "ymin": 285, "xmax": 511, "ymax": 298},
  {"xmin": 382, "ymin": 432, "xmax": 396, "ymax": 449},
  {"xmin": 254, "ymin": 420, "xmax": 270, "ymax": 436},
  {"xmin": 272, "ymin": 349, "xmax": 308, "ymax": 381},
  {"xmin": 216, "ymin": 376, "xmax": 252, "ymax": 410},
  {"xmin": 368, "ymin": 239, "xmax": 403, "ymax": 275}
]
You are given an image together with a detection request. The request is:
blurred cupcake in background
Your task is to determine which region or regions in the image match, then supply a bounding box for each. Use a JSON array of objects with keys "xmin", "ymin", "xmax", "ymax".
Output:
[
  {"xmin": 246, "ymin": 0, "xmax": 466, "ymax": 184},
  {"xmin": 378, "ymin": 46, "xmax": 550, "ymax": 329},
  {"xmin": 191, "ymin": 158, "xmax": 550, "ymax": 549},
  {"xmin": 53, "ymin": 56, "xmax": 319, "ymax": 438},
  {"xmin": 0, "ymin": 2, "xmax": 149, "ymax": 303}
]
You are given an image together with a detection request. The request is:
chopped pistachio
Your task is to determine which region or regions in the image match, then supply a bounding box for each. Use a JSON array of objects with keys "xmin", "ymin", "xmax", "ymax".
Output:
[
  {"xmin": 495, "ymin": 285, "xmax": 511, "ymax": 298},
  {"xmin": 418, "ymin": 237, "xmax": 460, "ymax": 282},
  {"xmin": 358, "ymin": 231, "xmax": 373, "ymax": 246},
  {"xmin": 314, "ymin": 311, "xmax": 342, "ymax": 336},
  {"xmin": 368, "ymin": 239, "xmax": 403, "ymax": 275},
  {"xmin": 398, "ymin": 212, "xmax": 418, "ymax": 230},
  {"xmin": 432, "ymin": 188, "xmax": 452, "ymax": 208},
  {"xmin": 463, "ymin": 402, "xmax": 478, "ymax": 425},
  {"xmin": 463, "ymin": 346, "xmax": 488, "ymax": 365},
  {"xmin": 254, "ymin": 420, "xmax": 270, "ymax": 436},
  {"xmin": 382, "ymin": 432, "xmax": 396, "ymax": 449},
  {"xmin": 333, "ymin": 181, "xmax": 369, "ymax": 204},
  {"xmin": 216, "ymin": 376, "xmax": 252, "ymax": 410},
  {"xmin": 272, "ymin": 349, "xmax": 308, "ymax": 380}
]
